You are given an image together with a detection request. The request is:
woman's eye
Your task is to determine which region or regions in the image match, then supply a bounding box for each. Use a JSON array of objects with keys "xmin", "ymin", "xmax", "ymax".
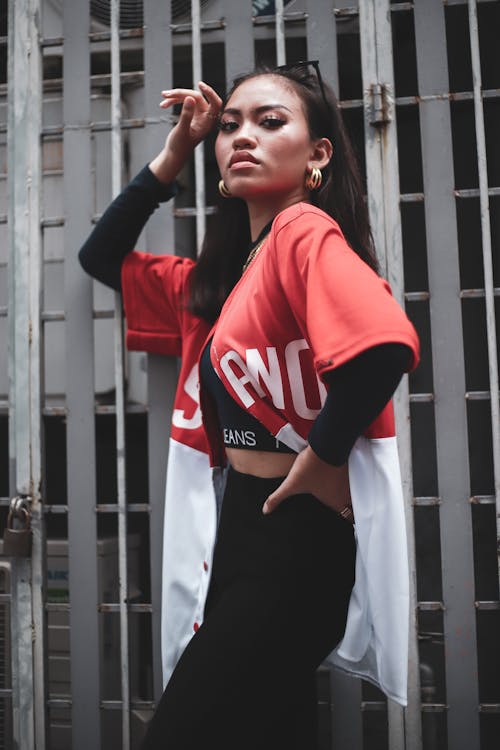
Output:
[
  {"xmin": 218, "ymin": 120, "xmax": 238, "ymax": 132},
  {"xmin": 261, "ymin": 117, "xmax": 286, "ymax": 129}
]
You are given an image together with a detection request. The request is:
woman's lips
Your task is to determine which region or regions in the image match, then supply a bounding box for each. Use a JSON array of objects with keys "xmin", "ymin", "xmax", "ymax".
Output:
[
  {"xmin": 229, "ymin": 151, "xmax": 259, "ymax": 169},
  {"xmin": 229, "ymin": 160, "xmax": 259, "ymax": 170}
]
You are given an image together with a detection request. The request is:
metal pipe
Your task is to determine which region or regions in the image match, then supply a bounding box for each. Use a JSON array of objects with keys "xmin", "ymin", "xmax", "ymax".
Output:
[
  {"xmin": 467, "ymin": 0, "xmax": 500, "ymax": 588},
  {"xmin": 359, "ymin": 2, "xmax": 422, "ymax": 748},
  {"xmin": 63, "ymin": 1, "xmax": 101, "ymax": 743},
  {"xmin": 275, "ymin": 0, "xmax": 286, "ymax": 65},
  {"xmin": 191, "ymin": 0, "xmax": 206, "ymax": 254},
  {"xmin": 6, "ymin": 1, "xmax": 44, "ymax": 747},
  {"xmin": 25, "ymin": 1, "xmax": 46, "ymax": 746},
  {"xmin": 413, "ymin": 1, "xmax": 480, "ymax": 745},
  {"xmin": 110, "ymin": 0, "xmax": 130, "ymax": 747}
]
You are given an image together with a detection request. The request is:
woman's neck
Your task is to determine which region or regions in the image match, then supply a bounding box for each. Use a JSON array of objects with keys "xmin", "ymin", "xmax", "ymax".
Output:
[{"xmin": 247, "ymin": 190, "xmax": 309, "ymax": 241}]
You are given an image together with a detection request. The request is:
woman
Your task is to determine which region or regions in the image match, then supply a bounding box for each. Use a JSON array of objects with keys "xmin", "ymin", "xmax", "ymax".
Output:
[{"xmin": 80, "ymin": 63, "xmax": 419, "ymax": 749}]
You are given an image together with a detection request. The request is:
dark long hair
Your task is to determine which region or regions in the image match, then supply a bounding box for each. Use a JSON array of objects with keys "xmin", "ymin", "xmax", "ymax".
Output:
[{"xmin": 189, "ymin": 65, "xmax": 377, "ymax": 323}]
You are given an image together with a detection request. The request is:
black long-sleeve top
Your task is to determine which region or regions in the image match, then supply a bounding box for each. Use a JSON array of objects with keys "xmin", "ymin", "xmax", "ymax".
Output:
[{"xmin": 79, "ymin": 165, "xmax": 410, "ymax": 466}]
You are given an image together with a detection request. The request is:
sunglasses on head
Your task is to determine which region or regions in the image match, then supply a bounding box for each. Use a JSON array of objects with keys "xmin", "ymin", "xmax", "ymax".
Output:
[{"xmin": 273, "ymin": 59, "xmax": 328, "ymax": 109}]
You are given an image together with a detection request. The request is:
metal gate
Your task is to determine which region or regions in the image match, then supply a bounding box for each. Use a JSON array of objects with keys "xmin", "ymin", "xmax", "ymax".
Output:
[{"xmin": 0, "ymin": 1, "xmax": 498, "ymax": 748}]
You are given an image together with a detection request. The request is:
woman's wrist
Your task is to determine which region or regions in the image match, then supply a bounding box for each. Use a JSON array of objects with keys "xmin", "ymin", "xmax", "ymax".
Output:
[
  {"xmin": 136, "ymin": 164, "xmax": 179, "ymax": 203},
  {"xmin": 149, "ymin": 148, "xmax": 180, "ymax": 184},
  {"xmin": 149, "ymin": 142, "xmax": 192, "ymax": 184}
]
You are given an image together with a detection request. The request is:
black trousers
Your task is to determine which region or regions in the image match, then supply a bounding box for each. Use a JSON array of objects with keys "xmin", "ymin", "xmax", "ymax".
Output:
[{"xmin": 141, "ymin": 467, "xmax": 356, "ymax": 750}]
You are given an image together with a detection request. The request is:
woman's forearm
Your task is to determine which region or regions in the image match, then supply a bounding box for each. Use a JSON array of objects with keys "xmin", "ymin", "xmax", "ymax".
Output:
[
  {"xmin": 149, "ymin": 144, "xmax": 190, "ymax": 185},
  {"xmin": 79, "ymin": 82, "xmax": 222, "ymax": 290},
  {"xmin": 263, "ymin": 344, "xmax": 411, "ymax": 516},
  {"xmin": 78, "ymin": 165, "xmax": 177, "ymax": 291},
  {"xmin": 308, "ymin": 343, "xmax": 412, "ymax": 465}
]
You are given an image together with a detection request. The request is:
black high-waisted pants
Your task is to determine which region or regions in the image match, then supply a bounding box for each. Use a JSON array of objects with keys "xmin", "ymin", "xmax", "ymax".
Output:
[{"xmin": 141, "ymin": 467, "xmax": 356, "ymax": 750}]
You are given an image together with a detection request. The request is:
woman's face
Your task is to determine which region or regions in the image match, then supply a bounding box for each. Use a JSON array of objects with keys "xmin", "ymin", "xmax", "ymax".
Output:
[{"xmin": 215, "ymin": 75, "xmax": 321, "ymax": 207}]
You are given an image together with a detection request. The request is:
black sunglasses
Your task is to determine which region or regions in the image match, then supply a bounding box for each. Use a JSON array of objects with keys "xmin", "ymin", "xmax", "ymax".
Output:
[{"xmin": 274, "ymin": 59, "xmax": 328, "ymax": 109}]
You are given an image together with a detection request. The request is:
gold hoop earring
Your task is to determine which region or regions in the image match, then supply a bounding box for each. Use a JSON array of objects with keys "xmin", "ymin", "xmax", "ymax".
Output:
[
  {"xmin": 218, "ymin": 179, "xmax": 232, "ymax": 198},
  {"xmin": 305, "ymin": 167, "xmax": 322, "ymax": 191}
]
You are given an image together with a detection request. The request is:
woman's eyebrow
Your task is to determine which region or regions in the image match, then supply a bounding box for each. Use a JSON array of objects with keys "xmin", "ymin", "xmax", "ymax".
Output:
[{"xmin": 222, "ymin": 104, "xmax": 293, "ymax": 116}]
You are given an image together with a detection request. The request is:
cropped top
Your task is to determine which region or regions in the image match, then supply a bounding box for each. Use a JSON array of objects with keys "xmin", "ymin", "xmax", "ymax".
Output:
[{"xmin": 200, "ymin": 338, "xmax": 295, "ymax": 453}]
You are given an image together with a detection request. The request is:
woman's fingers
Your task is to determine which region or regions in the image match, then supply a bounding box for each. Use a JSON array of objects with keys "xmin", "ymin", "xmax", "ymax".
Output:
[
  {"xmin": 263, "ymin": 449, "xmax": 313, "ymax": 514},
  {"xmin": 159, "ymin": 83, "xmax": 221, "ymax": 150},
  {"xmin": 198, "ymin": 81, "xmax": 223, "ymax": 116},
  {"xmin": 159, "ymin": 93, "xmax": 198, "ymax": 109},
  {"xmin": 160, "ymin": 82, "xmax": 222, "ymax": 116},
  {"xmin": 262, "ymin": 474, "xmax": 300, "ymax": 515},
  {"xmin": 262, "ymin": 487, "xmax": 284, "ymax": 515},
  {"xmin": 175, "ymin": 95, "xmax": 196, "ymax": 128},
  {"xmin": 161, "ymin": 82, "xmax": 221, "ymax": 103},
  {"xmin": 160, "ymin": 87, "xmax": 203, "ymax": 99}
]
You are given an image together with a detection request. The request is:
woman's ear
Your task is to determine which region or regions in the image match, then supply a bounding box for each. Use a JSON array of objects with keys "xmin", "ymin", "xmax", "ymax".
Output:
[{"xmin": 309, "ymin": 137, "xmax": 333, "ymax": 171}]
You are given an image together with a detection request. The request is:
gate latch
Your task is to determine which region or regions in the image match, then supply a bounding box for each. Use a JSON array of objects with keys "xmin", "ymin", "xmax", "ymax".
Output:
[
  {"xmin": 368, "ymin": 83, "xmax": 392, "ymax": 127},
  {"xmin": 3, "ymin": 496, "xmax": 32, "ymax": 558}
]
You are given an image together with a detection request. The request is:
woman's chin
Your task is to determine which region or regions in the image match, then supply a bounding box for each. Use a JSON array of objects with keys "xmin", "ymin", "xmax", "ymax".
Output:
[{"xmin": 229, "ymin": 184, "xmax": 296, "ymax": 205}]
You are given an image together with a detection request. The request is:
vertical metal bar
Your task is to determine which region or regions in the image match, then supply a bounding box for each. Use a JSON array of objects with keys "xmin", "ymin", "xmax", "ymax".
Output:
[
  {"xmin": 372, "ymin": 4, "xmax": 422, "ymax": 750},
  {"xmin": 5, "ymin": 1, "xmax": 17, "ymax": 730},
  {"xmin": 6, "ymin": 0, "xmax": 44, "ymax": 747},
  {"xmin": 26, "ymin": 1, "xmax": 46, "ymax": 745},
  {"xmin": 143, "ymin": 0, "xmax": 178, "ymax": 702},
  {"xmin": 63, "ymin": 0, "xmax": 101, "ymax": 746},
  {"xmin": 413, "ymin": 1, "xmax": 480, "ymax": 748},
  {"xmin": 110, "ymin": 0, "xmax": 130, "ymax": 746},
  {"xmin": 330, "ymin": 671, "xmax": 362, "ymax": 750},
  {"xmin": 305, "ymin": 3, "xmax": 361, "ymax": 746},
  {"xmin": 467, "ymin": 0, "xmax": 500, "ymax": 586},
  {"xmin": 359, "ymin": 3, "xmax": 422, "ymax": 749},
  {"xmin": 275, "ymin": 0, "xmax": 286, "ymax": 66},
  {"xmin": 304, "ymin": 0, "xmax": 339, "ymax": 95},
  {"xmin": 358, "ymin": 0, "xmax": 386, "ymax": 269},
  {"xmin": 8, "ymin": 0, "xmax": 30, "ymax": 496},
  {"xmin": 223, "ymin": 0, "xmax": 254, "ymax": 88},
  {"xmin": 191, "ymin": 0, "xmax": 206, "ymax": 254}
]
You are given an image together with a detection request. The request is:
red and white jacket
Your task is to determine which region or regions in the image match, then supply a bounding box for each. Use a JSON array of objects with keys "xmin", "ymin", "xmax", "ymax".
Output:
[{"xmin": 122, "ymin": 202, "xmax": 420, "ymax": 705}]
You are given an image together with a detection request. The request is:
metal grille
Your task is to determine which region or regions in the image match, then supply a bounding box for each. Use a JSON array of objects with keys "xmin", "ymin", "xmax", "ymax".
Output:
[{"xmin": 0, "ymin": 1, "xmax": 499, "ymax": 748}]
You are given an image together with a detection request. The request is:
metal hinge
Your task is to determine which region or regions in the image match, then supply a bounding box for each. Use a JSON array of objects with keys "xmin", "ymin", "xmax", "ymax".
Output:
[{"xmin": 368, "ymin": 83, "xmax": 392, "ymax": 126}]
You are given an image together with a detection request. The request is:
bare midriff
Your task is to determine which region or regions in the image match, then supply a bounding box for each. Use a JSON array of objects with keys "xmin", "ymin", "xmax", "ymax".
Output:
[{"xmin": 225, "ymin": 447, "xmax": 297, "ymax": 478}]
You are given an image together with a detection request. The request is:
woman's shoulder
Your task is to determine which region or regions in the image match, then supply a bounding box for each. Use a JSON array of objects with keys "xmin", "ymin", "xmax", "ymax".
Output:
[
  {"xmin": 272, "ymin": 202, "xmax": 342, "ymax": 234},
  {"xmin": 270, "ymin": 203, "xmax": 345, "ymax": 252}
]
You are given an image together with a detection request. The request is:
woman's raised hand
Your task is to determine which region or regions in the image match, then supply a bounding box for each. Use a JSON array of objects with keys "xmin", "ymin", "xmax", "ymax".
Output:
[
  {"xmin": 149, "ymin": 81, "xmax": 222, "ymax": 184},
  {"xmin": 162, "ymin": 81, "xmax": 222, "ymax": 148}
]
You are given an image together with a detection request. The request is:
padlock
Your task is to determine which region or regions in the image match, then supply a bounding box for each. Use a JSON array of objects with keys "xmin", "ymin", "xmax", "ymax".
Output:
[{"xmin": 3, "ymin": 508, "xmax": 32, "ymax": 558}]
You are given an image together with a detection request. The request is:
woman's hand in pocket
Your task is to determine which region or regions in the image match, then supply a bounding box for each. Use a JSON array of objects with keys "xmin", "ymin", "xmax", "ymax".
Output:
[{"xmin": 262, "ymin": 446, "xmax": 352, "ymax": 520}]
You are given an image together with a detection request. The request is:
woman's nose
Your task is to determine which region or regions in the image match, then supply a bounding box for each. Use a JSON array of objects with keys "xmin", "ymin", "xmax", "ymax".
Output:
[{"xmin": 232, "ymin": 123, "xmax": 257, "ymax": 149}]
